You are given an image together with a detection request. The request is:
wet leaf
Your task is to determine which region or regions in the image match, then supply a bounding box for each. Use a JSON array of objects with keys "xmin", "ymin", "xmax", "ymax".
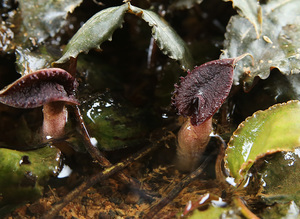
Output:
[
  {"xmin": 0, "ymin": 146, "xmax": 61, "ymax": 204},
  {"xmin": 17, "ymin": 0, "xmax": 82, "ymax": 44},
  {"xmin": 129, "ymin": 4, "xmax": 194, "ymax": 70},
  {"xmin": 258, "ymin": 150, "xmax": 300, "ymax": 206},
  {"xmin": 54, "ymin": 4, "xmax": 128, "ymax": 65},
  {"xmin": 173, "ymin": 55, "xmax": 247, "ymax": 126},
  {"xmin": 224, "ymin": 0, "xmax": 262, "ymax": 38},
  {"xmin": 15, "ymin": 46, "xmax": 56, "ymax": 76},
  {"xmin": 0, "ymin": 68, "xmax": 79, "ymax": 108},
  {"xmin": 80, "ymin": 91, "xmax": 158, "ymax": 151},
  {"xmin": 221, "ymin": 0, "xmax": 300, "ymax": 88},
  {"xmin": 225, "ymin": 100, "xmax": 300, "ymax": 185}
]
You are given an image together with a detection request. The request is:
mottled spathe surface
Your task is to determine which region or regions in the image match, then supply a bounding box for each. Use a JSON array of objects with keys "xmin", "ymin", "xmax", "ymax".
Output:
[
  {"xmin": 0, "ymin": 68, "xmax": 79, "ymax": 108},
  {"xmin": 173, "ymin": 58, "xmax": 235, "ymax": 126}
]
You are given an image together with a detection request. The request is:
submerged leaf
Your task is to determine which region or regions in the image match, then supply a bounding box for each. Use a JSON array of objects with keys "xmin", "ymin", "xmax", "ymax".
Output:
[
  {"xmin": 225, "ymin": 100, "xmax": 300, "ymax": 185},
  {"xmin": 129, "ymin": 4, "xmax": 194, "ymax": 70},
  {"xmin": 54, "ymin": 4, "xmax": 128, "ymax": 65},
  {"xmin": 0, "ymin": 68, "xmax": 78, "ymax": 108},
  {"xmin": 258, "ymin": 150, "xmax": 300, "ymax": 206},
  {"xmin": 221, "ymin": 0, "xmax": 300, "ymax": 88},
  {"xmin": 80, "ymin": 91, "xmax": 158, "ymax": 151}
]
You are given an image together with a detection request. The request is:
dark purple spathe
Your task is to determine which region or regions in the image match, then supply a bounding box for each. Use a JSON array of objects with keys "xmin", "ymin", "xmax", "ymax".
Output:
[
  {"xmin": 0, "ymin": 68, "xmax": 79, "ymax": 108},
  {"xmin": 173, "ymin": 58, "xmax": 235, "ymax": 126}
]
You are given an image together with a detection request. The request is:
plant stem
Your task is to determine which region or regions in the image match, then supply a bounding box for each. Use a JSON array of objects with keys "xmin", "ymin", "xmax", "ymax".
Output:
[
  {"xmin": 73, "ymin": 105, "xmax": 158, "ymax": 198},
  {"xmin": 42, "ymin": 142, "xmax": 156, "ymax": 219},
  {"xmin": 42, "ymin": 102, "xmax": 67, "ymax": 139},
  {"xmin": 74, "ymin": 105, "xmax": 109, "ymax": 166},
  {"xmin": 144, "ymin": 153, "xmax": 213, "ymax": 219}
]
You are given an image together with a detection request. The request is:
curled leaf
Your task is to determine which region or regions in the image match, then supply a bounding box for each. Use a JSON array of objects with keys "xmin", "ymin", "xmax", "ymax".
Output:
[
  {"xmin": 0, "ymin": 68, "xmax": 79, "ymax": 108},
  {"xmin": 129, "ymin": 4, "xmax": 194, "ymax": 70},
  {"xmin": 173, "ymin": 55, "xmax": 247, "ymax": 126},
  {"xmin": 54, "ymin": 4, "xmax": 128, "ymax": 65},
  {"xmin": 225, "ymin": 100, "xmax": 300, "ymax": 186}
]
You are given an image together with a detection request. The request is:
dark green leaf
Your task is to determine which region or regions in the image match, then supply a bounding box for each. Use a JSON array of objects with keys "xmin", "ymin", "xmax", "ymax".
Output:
[
  {"xmin": 79, "ymin": 91, "xmax": 158, "ymax": 151},
  {"xmin": 54, "ymin": 4, "xmax": 128, "ymax": 65},
  {"xmin": 258, "ymin": 150, "xmax": 300, "ymax": 206},
  {"xmin": 129, "ymin": 4, "xmax": 194, "ymax": 70}
]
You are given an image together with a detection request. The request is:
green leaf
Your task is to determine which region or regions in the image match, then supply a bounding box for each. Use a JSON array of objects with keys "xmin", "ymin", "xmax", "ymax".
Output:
[
  {"xmin": 0, "ymin": 146, "xmax": 61, "ymax": 204},
  {"xmin": 54, "ymin": 4, "xmax": 128, "ymax": 65},
  {"xmin": 258, "ymin": 150, "xmax": 300, "ymax": 206},
  {"xmin": 221, "ymin": 0, "xmax": 300, "ymax": 88},
  {"xmin": 189, "ymin": 206, "xmax": 228, "ymax": 219},
  {"xmin": 79, "ymin": 91, "xmax": 158, "ymax": 151},
  {"xmin": 224, "ymin": 100, "xmax": 300, "ymax": 185},
  {"xmin": 129, "ymin": 4, "xmax": 194, "ymax": 70},
  {"xmin": 17, "ymin": 0, "xmax": 83, "ymax": 43},
  {"xmin": 224, "ymin": 0, "xmax": 262, "ymax": 38}
]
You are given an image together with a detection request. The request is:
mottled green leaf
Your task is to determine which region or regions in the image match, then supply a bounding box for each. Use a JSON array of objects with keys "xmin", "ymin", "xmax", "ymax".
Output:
[
  {"xmin": 54, "ymin": 4, "xmax": 128, "ymax": 65},
  {"xmin": 17, "ymin": 0, "xmax": 82, "ymax": 43},
  {"xmin": 129, "ymin": 4, "xmax": 194, "ymax": 70},
  {"xmin": 225, "ymin": 100, "xmax": 300, "ymax": 185},
  {"xmin": 0, "ymin": 146, "xmax": 61, "ymax": 204},
  {"xmin": 258, "ymin": 150, "xmax": 300, "ymax": 206},
  {"xmin": 224, "ymin": 0, "xmax": 262, "ymax": 38},
  {"xmin": 221, "ymin": 0, "xmax": 300, "ymax": 88}
]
